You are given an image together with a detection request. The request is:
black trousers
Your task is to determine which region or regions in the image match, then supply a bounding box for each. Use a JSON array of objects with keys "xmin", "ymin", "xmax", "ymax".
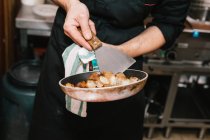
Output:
[{"xmin": 28, "ymin": 7, "xmax": 146, "ymax": 140}]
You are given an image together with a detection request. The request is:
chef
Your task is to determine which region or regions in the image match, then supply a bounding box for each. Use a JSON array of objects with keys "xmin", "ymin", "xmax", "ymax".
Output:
[{"xmin": 28, "ymin": 0, "xmax": 190, "ymax": 140}]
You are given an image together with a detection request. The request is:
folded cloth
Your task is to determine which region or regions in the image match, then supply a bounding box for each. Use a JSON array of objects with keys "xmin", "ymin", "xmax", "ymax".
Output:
[{"xmin": 62, "ymin": 43, "xmax": 96, "ymax": 117}]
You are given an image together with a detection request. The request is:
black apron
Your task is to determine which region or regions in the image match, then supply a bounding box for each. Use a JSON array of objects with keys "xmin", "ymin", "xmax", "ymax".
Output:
[{"xmin": 29, "ymin": 0, "xmax": 155, "ymax": 140}]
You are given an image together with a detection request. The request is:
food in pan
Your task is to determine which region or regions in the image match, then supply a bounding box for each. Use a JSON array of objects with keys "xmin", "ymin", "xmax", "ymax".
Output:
[{"xmin": 65, "ymin": 71, "xmax": 139, "ymax": 88}]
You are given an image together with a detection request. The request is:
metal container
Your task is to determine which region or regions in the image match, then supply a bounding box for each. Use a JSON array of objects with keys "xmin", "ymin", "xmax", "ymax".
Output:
[{"xmin": 1, "ymin": 60, "xmax": 41, "ymax": 140}]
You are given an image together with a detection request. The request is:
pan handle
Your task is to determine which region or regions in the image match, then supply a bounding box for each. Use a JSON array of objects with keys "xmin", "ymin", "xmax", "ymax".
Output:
[{"xmin": 78, "ymin": 28, "xmax": 102, "ymax": 50}]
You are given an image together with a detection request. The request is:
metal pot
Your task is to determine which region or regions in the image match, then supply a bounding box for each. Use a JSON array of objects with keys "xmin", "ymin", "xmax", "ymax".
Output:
[{"xmin": 59, "ymin": 69, "xmax": 148, "ymax": 102}]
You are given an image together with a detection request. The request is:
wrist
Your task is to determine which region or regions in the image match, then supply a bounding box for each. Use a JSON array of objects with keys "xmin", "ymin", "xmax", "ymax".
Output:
[{"xmin": 65, "ymin": 0, "xmax": 80, "ymax": 11}]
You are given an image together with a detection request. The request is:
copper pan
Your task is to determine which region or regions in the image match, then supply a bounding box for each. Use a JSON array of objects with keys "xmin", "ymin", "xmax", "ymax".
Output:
[{"xmin": 59, "ymin": 69, "xmax": 148, "ymax": 102}]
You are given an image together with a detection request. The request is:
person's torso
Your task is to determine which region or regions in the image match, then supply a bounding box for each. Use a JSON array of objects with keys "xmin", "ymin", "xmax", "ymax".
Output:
[
  {"xmin": 80, "ymin": 0, "xmax": 159, "ymax": 44},
  {"xmin": 52, "ymin": 0, "xmax": 160, "ymax": 68}
]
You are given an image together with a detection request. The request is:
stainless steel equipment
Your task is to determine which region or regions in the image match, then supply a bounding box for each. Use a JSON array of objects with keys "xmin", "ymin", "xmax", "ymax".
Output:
[
  {"xmin": 144, "ymin": 32, "xmax": 210, "ymax": 65},
  {"xmin": 189, "ymin": 0, "xmax": 210, "ymax": 22},
  {"xmin": 167, "ymin": 32, "xmax": 210, "ymax": 62},
  {"xmin": 143, "ymin": 20, "xmax": 210, "ymax": 139}
]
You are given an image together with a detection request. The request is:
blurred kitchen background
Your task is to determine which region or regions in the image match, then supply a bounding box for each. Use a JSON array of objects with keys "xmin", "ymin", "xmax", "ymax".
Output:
[{"xmin": 0, "ymin": 0, "xmax": 210, "ymax": 140}]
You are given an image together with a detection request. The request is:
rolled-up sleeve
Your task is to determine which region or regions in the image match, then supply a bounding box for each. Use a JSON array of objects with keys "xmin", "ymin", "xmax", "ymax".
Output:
[{"xmin": 147, "ymin": 0, "xmax": 190, "ymax": 49}]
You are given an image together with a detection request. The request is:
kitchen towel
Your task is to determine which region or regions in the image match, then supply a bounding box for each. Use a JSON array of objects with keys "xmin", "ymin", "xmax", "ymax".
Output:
[{"xmin": 62, "ymin": 43, "xmax": 96, "ymax": 117}]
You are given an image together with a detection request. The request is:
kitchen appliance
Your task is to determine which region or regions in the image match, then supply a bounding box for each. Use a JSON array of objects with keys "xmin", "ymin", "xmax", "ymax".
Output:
[{"xmin": 143, "ymin": 31, "xmax": 210, "ymax": 65}]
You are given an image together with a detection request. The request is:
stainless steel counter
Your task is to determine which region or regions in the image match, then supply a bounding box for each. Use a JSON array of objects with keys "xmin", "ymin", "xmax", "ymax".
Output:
[
  {"xmin": 15, "ymin": 5, "xmax": 55, "ymax": 51},
  {"xmin": 15, "ymin": 5, "xmax": 210, "ymax": 54}
]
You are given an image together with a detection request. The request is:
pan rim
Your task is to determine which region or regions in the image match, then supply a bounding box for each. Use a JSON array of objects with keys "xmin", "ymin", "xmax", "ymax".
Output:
[{"xmin": 59, "ymin": 69, "xmax": 148, "ymax": 90}]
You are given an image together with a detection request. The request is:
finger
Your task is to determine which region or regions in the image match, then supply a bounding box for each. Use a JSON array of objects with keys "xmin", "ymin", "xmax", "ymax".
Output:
[
  {"xmin": 89, "ymin": 20, "xmax": 96, "ymax": 35},
  {"xmin": 64, "ymin": 26, "xmax": 92, "ymax": 50},
  {"xmin": 77, "ymin": 14, "xmax": 92, "ymax": 40}
]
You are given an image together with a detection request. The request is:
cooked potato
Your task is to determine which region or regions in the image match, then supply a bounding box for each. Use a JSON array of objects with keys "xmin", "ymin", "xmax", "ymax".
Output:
[
  {"xmin": 76, "ymin": 81, "xmax": 87, "ymax": 88},
  {"xmin": 109, "ymin": 75, "xmax": 117, "ymax": 86},
  {"xmin": 121, "ymin": 79, "xmax": 130, "ymax": 85},
  {"xmin": 65, "ymin": 83, "xmax": 75, "ymax": 87},
  {"xmin": 101, "ymin": 71, "xmax": 117, "ymax": 86},
  {"xmin": 86, "ymin": 80, "xmax": 97, "ymax": 88},
  {"xmin": 88, "ymin": 72, "xmax": 100, "ymax": 81},
  {"xmin": 99, "ymin": 76, "xmax": 110, "ymax": 85},
  {"xmin": 95, "ymin": 81, "xmax": 104, "ymax": 88},
  {"xmin": 129, "ymin": 77, "xmax": 139, "ymax": 83},
  {"xmin": 65, "ymin": 71, "xmax": 139, "ymax": 88},
  {"xmin": 115, "ymin": 72, "xmax": 126, "ymax": 80}
]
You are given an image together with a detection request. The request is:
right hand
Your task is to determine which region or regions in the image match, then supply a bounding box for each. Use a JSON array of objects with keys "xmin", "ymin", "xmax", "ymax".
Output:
[{"xmin": 63, "ymin": 1, "xmax": 96, "ymax": 50}]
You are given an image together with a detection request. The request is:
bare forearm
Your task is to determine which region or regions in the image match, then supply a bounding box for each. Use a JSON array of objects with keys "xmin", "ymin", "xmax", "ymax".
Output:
[
  {"xmin": 119, "ymin": 26, "xmax": 166, "ymax": 57},
  {"xmin": 51, "ymin": 0, "xmax": 79, "ymax": 11}
]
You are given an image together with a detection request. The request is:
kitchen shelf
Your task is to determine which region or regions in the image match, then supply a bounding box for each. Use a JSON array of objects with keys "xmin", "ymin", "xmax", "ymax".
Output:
[
  {"xmin": 171, "ymin": 87, "xmax": 210, "ymax": 121},
  {"xmin": 143, "ymin": 62, "xmax": 210, "ymax": 139}
]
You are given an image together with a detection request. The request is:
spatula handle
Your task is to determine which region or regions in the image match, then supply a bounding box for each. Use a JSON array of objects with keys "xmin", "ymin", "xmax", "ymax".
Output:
[{"xmin": 78, "ymin": 28, "xmax": 102, "ymax": 50}]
